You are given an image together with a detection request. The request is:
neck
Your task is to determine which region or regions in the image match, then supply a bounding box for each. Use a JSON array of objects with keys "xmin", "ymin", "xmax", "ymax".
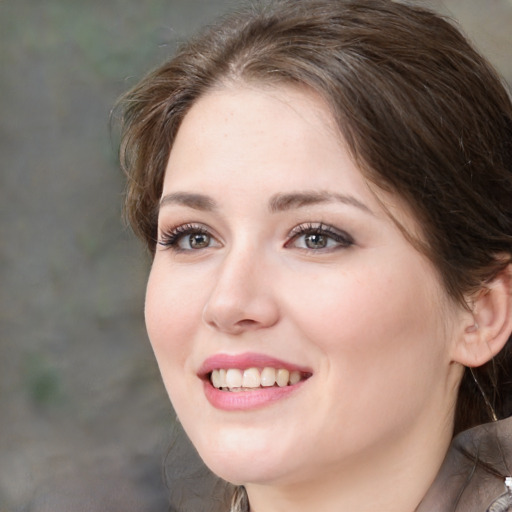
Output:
[{"xmin": 244, "ymin": 415, "xmax": 454, "ymax": 512}]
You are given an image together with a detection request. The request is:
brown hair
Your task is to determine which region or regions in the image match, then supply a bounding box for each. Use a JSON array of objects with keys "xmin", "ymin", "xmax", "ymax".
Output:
[{"xmin": 117, "ymin": 0, "xmax": 512, "ymax": 435}]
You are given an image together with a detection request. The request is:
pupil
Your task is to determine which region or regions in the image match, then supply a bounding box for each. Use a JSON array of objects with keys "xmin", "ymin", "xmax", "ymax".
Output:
[
  {"xmin": 190, "ymin": 233, "xmax": 209, "ymax": 248},
  {"xmin": 305, "ymin": 233, "xmax": 327, "ymax": 249}
]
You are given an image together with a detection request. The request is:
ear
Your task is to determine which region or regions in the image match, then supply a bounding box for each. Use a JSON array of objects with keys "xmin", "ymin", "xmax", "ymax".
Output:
[{"xmin": 452, "ymin": 264, "xmax": 512, "ymax": 368}]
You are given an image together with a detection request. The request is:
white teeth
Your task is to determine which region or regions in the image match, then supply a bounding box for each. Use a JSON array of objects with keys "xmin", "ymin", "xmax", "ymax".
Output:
[
  {"xmin": 211, "ymin": 369, "xmax": 221, "ymax": 388},
  {"xmin": 289, "ymin": 370, "xmax": 301, "ymax": 385},
  {"xmin": 211, "ymin": 369, "xmax": 228, "ymax": 388},
  {"xmin": 225, "ymin": 369, "xmax": 243, "ymax": 388},
  {"xmin": 276, "ymin": 369, "xmax": 290, "ymax": 387},
  {"xmin": 260, "ymin": 367, "xmax": 276, "ymax": 387},
  {"xmin": 210, "ymin": 367, "xmax": 306, "ymax": 390},
  {"xmin": 242, "ymin": 368, "xmax": 261, "ymax": 388}
]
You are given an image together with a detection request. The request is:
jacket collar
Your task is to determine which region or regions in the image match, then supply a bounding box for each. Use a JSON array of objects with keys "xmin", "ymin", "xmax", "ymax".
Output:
[{"xmin": 418, "ymin": 415, "xmax": 512, "ymax": 512}]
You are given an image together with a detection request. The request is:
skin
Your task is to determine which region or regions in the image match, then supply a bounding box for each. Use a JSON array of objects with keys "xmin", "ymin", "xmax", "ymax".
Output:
[{"xmin": 145, "ymin": 84, "xmax": 469, "ymax": 512}]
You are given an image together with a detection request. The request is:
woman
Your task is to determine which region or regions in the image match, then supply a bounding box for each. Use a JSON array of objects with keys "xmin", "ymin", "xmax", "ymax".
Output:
[{"xmin": 117, "ymin": 0, "xmax": 512, "ymax": 510}]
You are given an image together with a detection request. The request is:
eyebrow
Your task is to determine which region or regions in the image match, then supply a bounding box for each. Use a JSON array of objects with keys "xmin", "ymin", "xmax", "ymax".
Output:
[
  {"xmin": 159, "ymin": 190, "xmax": 373, "ymax": 215},
  {"xmin": 159, "ymin": 192, "xmax": 217, "ymax": 211},
  {"xmin": 269, "ymin": 191, "xmax": 374, "ymax": 215}
]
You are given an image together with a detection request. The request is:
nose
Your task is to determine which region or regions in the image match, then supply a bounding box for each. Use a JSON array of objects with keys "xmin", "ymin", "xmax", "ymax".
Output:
[{"xmin": 202, "ymin": 245, "xmax": 280, "ymax": 335}]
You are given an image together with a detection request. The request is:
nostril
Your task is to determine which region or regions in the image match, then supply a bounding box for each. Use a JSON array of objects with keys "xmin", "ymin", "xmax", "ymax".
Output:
[{"xmin": 236, "ymin": 319, "xmax": 259, "ymax": 328}]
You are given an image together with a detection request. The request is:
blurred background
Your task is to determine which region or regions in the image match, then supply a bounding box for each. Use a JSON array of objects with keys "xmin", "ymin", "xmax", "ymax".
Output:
[{"xmin": 1, "ymin": 1, "xmax": 511, "ymax": 511}]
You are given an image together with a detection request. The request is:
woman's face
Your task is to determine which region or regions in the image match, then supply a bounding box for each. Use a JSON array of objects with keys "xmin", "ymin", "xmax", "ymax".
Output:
[{"xmin": 145, "ymin": 85, "xmax": 465, "ymax": 488}]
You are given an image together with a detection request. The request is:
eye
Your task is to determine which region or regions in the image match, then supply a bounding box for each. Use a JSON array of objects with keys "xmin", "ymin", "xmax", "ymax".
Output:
[
  {"xmin": 158, "ymin": 223, "xmax": 219, "ymax": 251},
  {"xmin": 286, "ymin": 223, "xmax": 354, "ymax": 251}
]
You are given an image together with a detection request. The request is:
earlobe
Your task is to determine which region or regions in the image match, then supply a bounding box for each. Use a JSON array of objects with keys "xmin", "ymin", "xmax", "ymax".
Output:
[{"xmin": 453, "ymin": 265, "xmax": 512, "ymax": 368}]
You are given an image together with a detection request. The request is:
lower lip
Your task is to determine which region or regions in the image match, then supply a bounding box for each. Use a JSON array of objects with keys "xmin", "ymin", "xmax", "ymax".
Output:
[{"xmin": 203, "ymin": 380, "xmax": 305, "ymax": 411}]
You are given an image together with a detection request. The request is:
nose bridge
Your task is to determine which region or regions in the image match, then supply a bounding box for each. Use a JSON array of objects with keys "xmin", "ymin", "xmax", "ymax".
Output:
[{"xmin": 202, "ymin": 237, "xmax": 278, "ymax": 333}]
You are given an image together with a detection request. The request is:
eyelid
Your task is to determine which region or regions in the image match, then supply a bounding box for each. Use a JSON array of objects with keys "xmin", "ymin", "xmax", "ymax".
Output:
[
  {"xmin": 157, "ymin": 220, "xmax": 353, "ymax": 253},
  {"xmin": 157, "ymin": 222, "xmax": 220, "ymax": 251},
  {"xmin": 286, "ymin": 222, "xmax": 354, "ymax": 249}
]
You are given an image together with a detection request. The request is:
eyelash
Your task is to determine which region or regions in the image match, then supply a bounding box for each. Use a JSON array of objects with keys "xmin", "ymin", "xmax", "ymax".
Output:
[
  {"xmin": 157, "ymin": 222, "xmax": 354, "ymax": 252},
  {"xmin": 158, "ymin": 223, "xmax": 215, "ymax": 251},
  {"xmin": 286, "ymin": 222, "xmax": 354, "ymax": 251}
]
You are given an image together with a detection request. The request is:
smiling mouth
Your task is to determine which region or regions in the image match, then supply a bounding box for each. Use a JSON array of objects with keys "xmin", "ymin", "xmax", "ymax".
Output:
[{"xmin": 209, "ymin": 367, "xmax": 311, "ymax": 392}]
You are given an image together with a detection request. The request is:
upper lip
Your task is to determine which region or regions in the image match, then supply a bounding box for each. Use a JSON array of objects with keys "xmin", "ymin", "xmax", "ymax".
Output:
[{"xmin": 198, "ymin": 352, "xmax": 312, "ymax": 378}]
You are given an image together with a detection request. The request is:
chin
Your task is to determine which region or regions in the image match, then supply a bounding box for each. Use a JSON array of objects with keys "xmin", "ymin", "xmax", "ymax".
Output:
[
  {"xmin": 204, "ymin": 456, "xmax": 288, "ymax": 487},
  {"xmin": 188, "ymin": 427, "xmax": 292, "ymax": 486}
]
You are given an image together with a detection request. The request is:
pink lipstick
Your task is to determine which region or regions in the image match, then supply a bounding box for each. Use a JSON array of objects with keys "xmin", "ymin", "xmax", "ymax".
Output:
[{"xmin": 199, "ymin": 352, "xmax": 312, "ymax": 411}]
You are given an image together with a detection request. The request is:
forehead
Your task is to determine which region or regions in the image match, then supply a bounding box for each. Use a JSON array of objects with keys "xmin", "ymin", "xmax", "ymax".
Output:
[
  {"xmin": 178, "ymin": 83, "xmax": 341, "ymax": 148},
  {"xmin": 164, "ymin": 84, "xmax": 418, "ymax": 226},
  {"xmin": 164, "ymin": 84, "xmax": 366, "ymax": 194}
]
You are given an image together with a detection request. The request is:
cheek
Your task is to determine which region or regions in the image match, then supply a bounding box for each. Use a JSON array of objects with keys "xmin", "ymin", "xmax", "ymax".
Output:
[
  {"xmin": 144, "ymin": 263, "xmax": 211, "ymax": 419},
  {"xmin": 285, "ymin": 255, "xmax": 447, "ymax": 382},
  {"xmin": 144, "ymin": 264, "xmax": 202, "ymax": 367},
  {"xmin": 288, "ymin": 264, "xmax": 415, "ymax": 340},
  {"xmin": 282, "ymin": 261, "xmax": 452, "ymax": 450}
]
